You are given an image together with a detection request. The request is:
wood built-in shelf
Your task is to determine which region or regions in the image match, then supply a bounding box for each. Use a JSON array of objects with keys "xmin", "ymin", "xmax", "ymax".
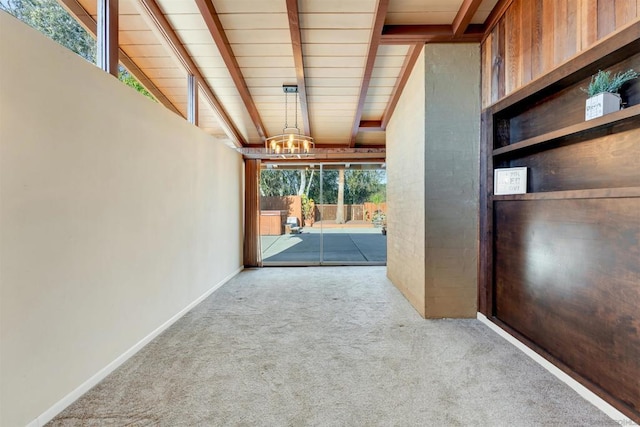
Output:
[
  {"xmin": 491, "ymin": 186, "xmax": 640, "ymax": 201},
  {"xmin": 493, "ymin": 103, "xmax": 640, "ymax": 157},
  {"xmin": 480, "ymin": 14, "xmax": 640, "ymax": 423}
]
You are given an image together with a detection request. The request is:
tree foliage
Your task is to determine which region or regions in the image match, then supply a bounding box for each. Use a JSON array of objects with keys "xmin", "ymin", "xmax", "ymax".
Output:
[
  {"xmin": 1, "ymin": 0, "xmax": 155, "ymax": 101},
  {"xmin": 259, "ymin": 169, "xmax": 300, "ymax": 197},
  {"xmin": 119, "ymin": 69, "xmax": 155, "ymax": 100},
  {"xmin": 1, "ymin": 0, "xmax": 96, "ymax": 62},
  {"xmin": 259, "ymin": 167, "xmax": 385, "ymax": 206},
  {"xmin": 344, "ymin": 170, "xmax": 386, "ymax": 204},
  {"xmin": 336, "ymin": 169, "xmax": 345, "ymax": 223}
]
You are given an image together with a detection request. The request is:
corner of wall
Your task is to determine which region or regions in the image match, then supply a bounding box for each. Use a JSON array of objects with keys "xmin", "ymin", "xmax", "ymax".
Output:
[{"xmin": 385, "ymin": 48, "xmax": 426, "ymax": 317}]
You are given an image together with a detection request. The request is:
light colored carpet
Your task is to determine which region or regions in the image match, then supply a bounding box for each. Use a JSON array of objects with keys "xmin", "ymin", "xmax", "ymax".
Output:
[{"xmin": 49, "ymin": 267, "xmax": 616, "ymax": 426}]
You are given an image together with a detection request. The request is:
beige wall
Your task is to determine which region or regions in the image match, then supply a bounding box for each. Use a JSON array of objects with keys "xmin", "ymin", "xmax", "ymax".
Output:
[
  {"xmin": 386, "ymin": 45, "xmax": 480, "ymax": 318},
  {"xmin": 423, "ymin": 44, "xmax": 480, "ymax": 318},
  {"xmin": 386, "ymin": 49, "xmax": 426, "ymax": 316},
  {"xmin": 0, "ymin": 14, "xmax": 243, "ymax": 427}
]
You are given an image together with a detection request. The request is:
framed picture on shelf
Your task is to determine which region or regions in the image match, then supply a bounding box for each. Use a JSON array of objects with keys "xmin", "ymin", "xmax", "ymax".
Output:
[{"xmin": 494, "ymin": 167, "xmax": 527, "ymax": 195}]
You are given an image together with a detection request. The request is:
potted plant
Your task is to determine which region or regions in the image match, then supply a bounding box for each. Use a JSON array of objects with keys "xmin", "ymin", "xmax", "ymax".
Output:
[
  {"xmin": 301, "ymin": 194, "xmax": 315, "ymax": 227},
  {"xmin": 583, "ymin": 69, "xmax": 639, "ymax": 120}
]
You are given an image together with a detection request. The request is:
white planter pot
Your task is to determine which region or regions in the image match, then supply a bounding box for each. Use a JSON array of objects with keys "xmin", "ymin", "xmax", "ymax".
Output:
[{"xmin": 585, "ymin": 92, "xmax": 621, "ymax": 121}]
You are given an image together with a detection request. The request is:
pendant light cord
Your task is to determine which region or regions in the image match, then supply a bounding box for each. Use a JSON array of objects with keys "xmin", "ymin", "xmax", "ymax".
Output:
[{"xmin": 284, "ymin": 90, "xmax": 289, "ymax": 130}]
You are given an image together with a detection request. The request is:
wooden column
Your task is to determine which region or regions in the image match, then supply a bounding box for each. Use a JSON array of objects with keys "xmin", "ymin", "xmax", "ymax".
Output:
[
  {"xmin": 97, "ymin": 0, "xmax": 118, "ymax": 76},
  {"xmin": 187, "ymin": 74, "xmax": 199, "ymax": 125},
  {"xmin": 243, "ymin": 159, "xmax": 261, "ymax": 267}
]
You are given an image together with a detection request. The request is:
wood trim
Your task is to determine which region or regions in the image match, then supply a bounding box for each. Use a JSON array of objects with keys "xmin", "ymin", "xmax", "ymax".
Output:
[
  {"xmin": 453, "ymin": 0, "xmax": 484, "ymax": 37},
  {"xmin": 241, "ymin": 147, "xmax": 386, "ymax": 154},
  {"xmin": 381, "ymin": 24, "xmax": 484, "ymax": 44},
  {"xmin": 260, "ymin": 158, "xmax": 387, "ymax": 166},
  {"xmin": 239, "ymin": 146, "xmax": 386, "ymax": 161},
  {"xmin": 96, "ymin": 0, "xmax": 118, "ymax": 77},
  {"xmin": 349, "ymin": 0, "xmax": 389, "ymax": 147},
  {"xmin": 482, "ymin": 0, "xmax": 516, "ymax": 41},
  {"xmin": 243, "ymin": 159, "xmax": 262, "ymax": 267},
  {"xmin": 314, "ymin": 144, "xmax": 385, "ymax": 149},
  {"xmin": 358, "ymin": 120, "xmax": 384, "ymax": 132},
  {"xmin": 286, "ymin": 0, "xmax": 310, "ymax": 136},
  {"xmin": 491, "ymin": 187, "xmax": 640, "ymax": 201},
  {"xmin": 195, "ymin": 0, "xmax": 267, "ymax": 141},
  {"xmin": 381, "ymin": 43, "xmax": 422, "ymax": 129},
  {"xmin": 487, "ymin": 20, "xmax": 640, "ymax": 114},
  {"xmin": 137, "ymin": 0, "xmax": 245, "ymax": 147},
  {"xmin": 478, "ymin": 110, "xmax": 493, "ymax": 316},
  {"xmin": 57, "ymin": 0, "xmax": 181, "ymax": 115}
]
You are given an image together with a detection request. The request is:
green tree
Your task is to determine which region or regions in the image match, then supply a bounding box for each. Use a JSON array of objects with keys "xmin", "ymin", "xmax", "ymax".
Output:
[
  {"xmin": 307, "ymin": 169, "xmax": 338, "ymax": 204},
  {"xmin": 259, "ymin": 169, "xmax": 301, "ymax": 196},
  {"xmin": 1, "ymin": 0, "xmax": 96, "ymax": 62},
  {"xmin": 1, "ymin": 0, "xmax": 155, "ymax": 101},
  {"xmin": 344, "ymin": 170, "xmax": 386, "ymax": 204},
  {"xmin": 259, "ymin": 167, "xmax": 351, "ymax": 205},
  {"xmin": 336, "ymin": 168, "xmax": 345, "ymax": 224},
  {"xmin": 119, "ymin": 69, "xmax": 155, "ymax": 100}
]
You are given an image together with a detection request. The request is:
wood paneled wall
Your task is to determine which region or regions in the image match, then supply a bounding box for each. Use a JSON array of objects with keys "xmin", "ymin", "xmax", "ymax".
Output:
[
  {"xmin": 494, "ymin": 197, "xmax": 640, "ymax": 415},
  {"xmin": 480, "ymin": 14, "xmax": 640, "ymax": 421},
  {"xmin": 482, "ymin": 0, "xmax": 640, "ymax": 107}
]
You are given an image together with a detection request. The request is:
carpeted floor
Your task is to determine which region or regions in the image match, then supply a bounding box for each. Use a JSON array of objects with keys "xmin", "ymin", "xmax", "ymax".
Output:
[{"xmin": 49, "ymin": 267, "xmax": 616, "ymax": 426}]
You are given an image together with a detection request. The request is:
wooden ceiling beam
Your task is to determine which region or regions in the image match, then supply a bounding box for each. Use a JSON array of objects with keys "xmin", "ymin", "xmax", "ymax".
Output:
[
  {"xmin": 138, "ymin": 0, "xmax": 245, "ymax": 147},
  {"xmin": 286, "ymin": 0, "xmax": 311, "ymax": 136},
  {"xmin": 239, "ymin": 146, "xmax": 386, "ymax": 161},
  {"xmin": 380, "ymin": 24, "xmax": 484, "ymax": 44},
  {"xmin": 349, "ymin": 0, "xmax": 390, "ymax": 148},
  {"xmin": 358, "ymin": 120, "xmax": 384, "ymax": 132},
  {"xmin": 57, "ymin": 0, "xmax": 180, "ymax": 116},
  {"xmin": 381, "ymin": 43, "xmax": 423, "ymax": 129},
  {"xmin": 452, "ymin": 0, "xmax": 484, "ymax": 37},
  {"xmin": 195, "ymin": 0, "xmax": 267, "ymax": 142}
]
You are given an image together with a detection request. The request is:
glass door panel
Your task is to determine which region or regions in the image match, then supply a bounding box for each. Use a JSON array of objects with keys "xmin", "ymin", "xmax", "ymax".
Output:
[
  {"xmin": 318, "ymin": 164, "xmax": 387, "ymax": 264},
  {"xmin": 259, "ymin": 165, "xmax": 321, "ymax": 265},
  {"xmin": 259, "ymin": 162, "xmax": 386, "ymax": 266}
]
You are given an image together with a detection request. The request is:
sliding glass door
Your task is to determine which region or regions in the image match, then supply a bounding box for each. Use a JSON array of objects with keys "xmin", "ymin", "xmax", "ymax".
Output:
[
  {"xmin": 258, "ymin": 164, "xmax": 321, "ymax": 264},
  {"xmin": 259, "ymin": 163, "xmax": 386, "ymax": 265}
]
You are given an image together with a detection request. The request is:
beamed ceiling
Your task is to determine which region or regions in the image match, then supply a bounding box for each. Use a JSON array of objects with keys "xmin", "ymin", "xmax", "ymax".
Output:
[{"xmin": 60, "ymin": 0, "xmax": 504, "ymax": 160}]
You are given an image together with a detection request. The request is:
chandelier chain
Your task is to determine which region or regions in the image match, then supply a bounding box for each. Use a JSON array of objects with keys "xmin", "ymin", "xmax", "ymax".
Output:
[{"xmin": 284, "ymin": 89, "xmax": 289, "ymax": 129}]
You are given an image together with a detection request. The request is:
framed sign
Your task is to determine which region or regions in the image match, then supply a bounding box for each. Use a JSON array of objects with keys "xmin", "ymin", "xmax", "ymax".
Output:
[{"xmin": 494, "ymin": 167, "xmax": 527, "ymax": 195}]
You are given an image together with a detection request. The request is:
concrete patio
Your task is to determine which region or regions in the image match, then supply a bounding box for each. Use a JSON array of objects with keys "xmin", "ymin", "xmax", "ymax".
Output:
[{"xmin": 261, "ymin": 226, "xmax": 387, "ymax": 264}]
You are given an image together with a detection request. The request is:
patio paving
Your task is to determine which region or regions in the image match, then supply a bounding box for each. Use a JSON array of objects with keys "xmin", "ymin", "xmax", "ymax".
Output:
[{"xmin": 261, "ymin": 227, "xmax": 386, "ymax": 264}]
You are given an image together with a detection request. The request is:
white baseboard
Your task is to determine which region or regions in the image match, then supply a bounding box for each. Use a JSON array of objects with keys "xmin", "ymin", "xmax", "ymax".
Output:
[
  {"xmin": 477, "ymin": 312, "xmax": 637, "ymax": 426},
  {"xmin": 27, "ymin": 267, "xmax": 243, "ymax": 427}
]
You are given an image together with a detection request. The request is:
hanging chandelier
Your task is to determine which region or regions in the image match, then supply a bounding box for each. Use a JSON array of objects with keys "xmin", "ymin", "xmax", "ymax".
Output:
[{"xmin": 265, "ymin": 84, "xmax": 314, "ymax": 158}]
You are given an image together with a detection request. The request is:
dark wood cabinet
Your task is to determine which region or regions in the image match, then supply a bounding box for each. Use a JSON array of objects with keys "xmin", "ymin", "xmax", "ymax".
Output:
[{"xmin": 480, "ymin": 21, "xmax": 640, "ymax": 422}]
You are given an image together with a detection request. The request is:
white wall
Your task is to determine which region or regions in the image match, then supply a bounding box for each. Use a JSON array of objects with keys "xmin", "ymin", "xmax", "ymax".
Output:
[
  {"xmin": 0, "ymin": 13, "xmax": 243, "ymax": 426},
  {"xmin": 386, "ymin": 49, "xmax": 426, "ymax": 316}
]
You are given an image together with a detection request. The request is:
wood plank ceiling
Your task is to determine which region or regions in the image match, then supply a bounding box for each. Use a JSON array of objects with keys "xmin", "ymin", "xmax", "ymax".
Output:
[{"xmin": 61, "ymin": 0, "xmax": 502, "ymax": 159}]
